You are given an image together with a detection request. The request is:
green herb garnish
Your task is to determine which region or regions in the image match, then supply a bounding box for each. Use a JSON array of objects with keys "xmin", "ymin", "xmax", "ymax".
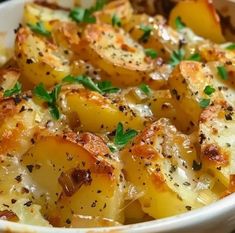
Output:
[
  {"xmin": 145, "ymin": 48, "xmax": 158, "ymax": 59},
  {"xmin": 27, "ymin": 22, "xmax": 51, "ymax": 37},
  {"xmin": 63, "ymin": 75, "xmax": 119, "ymax": 94},
  {"xmin": 3, "ymin": 82, "xmax": 22, "ymax": 97},
  {"xmin": 175, "ymin": 16, "xmax": 186, "ymax": 31},
  {"xmin": 204, "ymin": 85, "xmax": 215, "ymax": 96},
  {"xmin": 170, "ymin": 49, "xmax": 185, "ymax": 67},
  {"xmin": 114, "ymin": 122, "xmax": 138, "ymax": 149},
  {"xmin": 139, "ymin": 24, "xmax": 153, "ymax": 42},
  {"xmin": 225, "ymin": 43, "xmax": 235, "ymax": 50},
  {"xmin": 34, "ymin": 83, "xmax": 61, "ymax": 120},
  {"xmin": 69, "ymin": 0, "xmax": 106, "ymax": 24},
  {"xmin": 139, "ymin": 83, "xmax": 151, "ymax": 96},
  {"xmin": 112, "ymin": 14, "xmax": 122, "ymax": 27},
  {"xmin": 199, "ymin": 98, "xmax": 210, "ymax": 109},
  {"xmin": 188, "ymin": 53, "xmax": 201, "ymax": 61},
  {"xmin": 217, "ymin": 66, "xmax": 228, "ymax": 80}
]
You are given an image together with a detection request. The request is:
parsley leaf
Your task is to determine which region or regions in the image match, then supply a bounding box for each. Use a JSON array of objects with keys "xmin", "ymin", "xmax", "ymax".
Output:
[
  {"xmin": 139, "ymin": 83, "xmax": 151, "ymax": 96},
  {"xmin": 199, "ymin": 98, "xmax": 210, "ymax": 108},
  {"xmin": 97, "ymin": 81, "xmax": 120, "ymax": 93},
  {"xmin": 69, "ymin": 8, "xmax": 96, "ymax": 23},
  {"xmin": 217, "ymin": 66, "xmax": 228, "ymax": 80},
  {"xmin": 34, "ymin": 83, "xmax": 61, "ymax": 120},
  {"xmin": 225, "ymin": 43, "xmax": 235, "ymax": 50},
  {"xmin": 27, "ymin": 22, "xmax": 51, "ymax": 37},
  {"xmin": 139, "ymin": 24, "xmax": 153, "ymax": 42},
  {"xmin": 145, "ymin": 48, "xmax": 158, "ymax": 59},
  {"xmin": 175, "ymin": 16, "xmax": 186, "ymax": 31},
  {"xmin": 188, "ymin": 53, "xmax": 201, "ymax": 61},
  {"xmin": 204, "ymin": 85, "xmax": 215, "ymax": 96},
  {"xmin": 63, "ymin": 75, "xmax": 119, "ymax": 94},
  {"xmin": 3, "ymin": 82, "xmax": 22, "ymax": 97},
  {"xmin": 70, "ymin": 0, "xmax": 106, "ymax": 24},
  {"xmin": 112, "ymin": 14, "xmax": 121, "ymax": 27},
  {"xmin": 170, "ymin": 49, "xmax": 185, "ymax": 67},
  {"xmin": 114, "ymin": 122, "xmax": 138, "ymax": 149}
]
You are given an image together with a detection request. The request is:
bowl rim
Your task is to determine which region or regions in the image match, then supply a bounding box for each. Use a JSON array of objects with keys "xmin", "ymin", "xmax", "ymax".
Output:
[{"xmin": 0, "ymin": 0, "xmax": 235, "ymax": 232}]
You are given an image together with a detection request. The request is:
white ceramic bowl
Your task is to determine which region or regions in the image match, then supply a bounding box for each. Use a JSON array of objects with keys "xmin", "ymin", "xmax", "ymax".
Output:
[{"xmin": 0, "ymin": 1, "xmax": 235, "ymax": 233}]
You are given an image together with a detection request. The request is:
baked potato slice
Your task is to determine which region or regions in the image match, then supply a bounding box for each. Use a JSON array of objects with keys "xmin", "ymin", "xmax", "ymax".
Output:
[
  {"xmin": 15, "ymin": 27, "xmax": 71, "ymax": 88},
  {"xmin": 168, "ymin": 61, "xmax": 221, "ymax": 126},
  {"xmin": 20, "ymin": 132, "xmax": 124, "ymax": 227},
  {"xmin": 77, "ymin": 23, "xmax": 154, "ymax": 86},
  {"xmin": 23, "ymin": 3, "xmax": 70, "ymax": 32},
  {"xmin": 95, "ymin": 0, "xmax": 133, "ymax": 25},
  {"xmin": 169, "ymin": 0, "xmax": 225, "ymax": 43},
  {"xmin": 121, "ymin": 118, "xmax": 216, "ymax": 219},
  {"xmin": 59, "ymin": 85, "xmax": 148, "ymax": 132},
  {"xmin": 199, "ymin": 103, "xmax": 235, "ymax": 187},
  {"xmin": 123, "ymin": 14, "xmax": 182, "ymax": 60}
]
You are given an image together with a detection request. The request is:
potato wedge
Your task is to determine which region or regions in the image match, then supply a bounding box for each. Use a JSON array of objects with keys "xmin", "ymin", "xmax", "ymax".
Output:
[
  {"xmin": 15, "ymin": 27, "xmax": 70, "ymax": 88},
  {"xmin": 168, "ymin": 61, "xmax": 221, "ymax": 126},
  {"xmin": 121, "ymin": 119, "xmax": 215, "ymax": 219},
  {"xmin": 20, "ymin": 131, "xmax": 124, "ymax": 226},
  {"xmin": 199, "ymin": 103, "xmax": 235, "ymax": 187},
  {"xmin": 169, "ymin": 0, "xmax": 225, "ymax": 43},
  {"xmin": 23, "ymin": 3, "xmax": 70, "ymax": 32},
  {"xmin": 59, "ymin": 85, "xmax": 149, "ymax": 132},
  {"xmin": 78, "ymin": 23, "xmax": 154, "ymax": 86}
]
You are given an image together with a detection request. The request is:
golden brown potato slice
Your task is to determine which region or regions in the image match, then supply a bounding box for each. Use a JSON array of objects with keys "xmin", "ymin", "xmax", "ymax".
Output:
[
  {"xmin": 121, "ymin": 119, "xmax": 216, "ymax": 219},
  {"xmin": 123, "ymin": 14, "xmax": 182, "ymax": 60},
  {"xmin": 169, "ymin": 0, "xmax": 225, "ymax": 43},
  {"xmin": 199, "ymin": 103, "xmax": 235, "ymax": 187},
  {"xmin": 95, "ymin": 0, "xmax": 133, "ymax": 25},
  {"xmin": 15, "ymin": 27, "xmax": 71, "ymax": 88},
  {"xmin": 23, "ymin": 3, "xmax": 70, "ymax": 32},
  {"xmin": 59, "ymin": 85, "xmax": 149, "ymax": 133},
  {"xmin": 168, "ymin": 61, "xmax": 221, "ymax": 126},
  {"xmin": 77, "ymin": 23, "xmax": 154, "ymax": 86},
  {"xmin": 20, "ymin": 131, "xmax": 124, "ymax": 227}
]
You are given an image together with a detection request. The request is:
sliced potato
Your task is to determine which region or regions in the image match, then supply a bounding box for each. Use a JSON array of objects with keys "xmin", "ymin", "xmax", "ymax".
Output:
[
  {"xmin": 20, "ymin": 131, "xmax": 124, "ymax": 226},
  {"xmin": 123, "ymin": 14, "xmax": 182, "ymax": 59},
  {"xmin": 60, "ymin": 85, "xmax": 149, "ymax": 132},
  {"xmin": 121, "ymin": 119, "xmax": 215, "ymax": 219},
  {"xmin": 15, "ymin": 27, "xmax": 71, "ymax": 88},
  {"xmin": 169, "ymin": 0, "xmax": 225, "ymax": 43},
  {"xmin": 23, "ymin": 3, "xmax": 70, "ymax": 31},
  {"xmin": 168, "ymin": 61, "xmax": 221, "ymax": 125},
  {"xmin": 95, "ymin": 0, "xmax": 133, "ymax": 25},
  {"xmin": 78, "ymin": 23, "xmax": 154, "ymax": 86},
  {"xmin": 199, "ymin": 103, "xmax": 235, "ymax": 187}
]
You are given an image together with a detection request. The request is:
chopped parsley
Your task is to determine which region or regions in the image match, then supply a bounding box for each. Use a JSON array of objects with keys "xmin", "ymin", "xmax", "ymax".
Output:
[
  {"xmin": 225, "ymin": 43, "xmax": 235, "ymax": 50},
  {"xmin": 175, "ymin": 16, "xmax": 186, "ymax": 31},
  {"xmin": 199, "ymin": 98, "xmax": 210, "ymax": 109},
  {"xmin": 112, "ymin": 14, "xmax": 122, "ymax": 27},
  {"xmin": 145, "ymin": 48, "xmax": 158, "ymax": 59},
  {"xmin": 188, "ymin": 53, "xmax": 201, "ymax": 61},
  {"xmin": 3, "ymin": 82, "xmax": 22, "ymax": 97},
  {"xmin": 63, "ymin": 75, "xmax": 119, "ymax": 94},
  {"xmin": 34, "ymin": 83, "xmax": 61, "ymax": 120},
  {"xmin": 139, "ymin": 83, "xmax": 151, "ymax": 96},
  {"xmin": 139, "ymin": 24, "xmax": 153, "ymax": 42},
  {"xmin": 27, "ymin": 22, "xmax": 51, "ymax": 37},
  {"xmin": 204, "ymin": 85, "xmax": 215, "ymax": 96},
  {"xmin": 114, "ymin": 122, "xmax": 138, "ymax": 149},
  {"xmin": 217, "ymin": 65, "xmax": 228, "ymax": 80},
  {"xmin": 170, "ymin": 49, "xmax": 185, "ymax": 67},
  {"xmin": 69, "ymin": 0, "xmax": 106, "ymax": 24}
]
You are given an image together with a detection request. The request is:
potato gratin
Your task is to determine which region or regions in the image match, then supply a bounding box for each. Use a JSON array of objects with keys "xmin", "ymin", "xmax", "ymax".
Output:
[{"xmin": 0, "ymin": 0, "xmax": 235, "ymax": 228}]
